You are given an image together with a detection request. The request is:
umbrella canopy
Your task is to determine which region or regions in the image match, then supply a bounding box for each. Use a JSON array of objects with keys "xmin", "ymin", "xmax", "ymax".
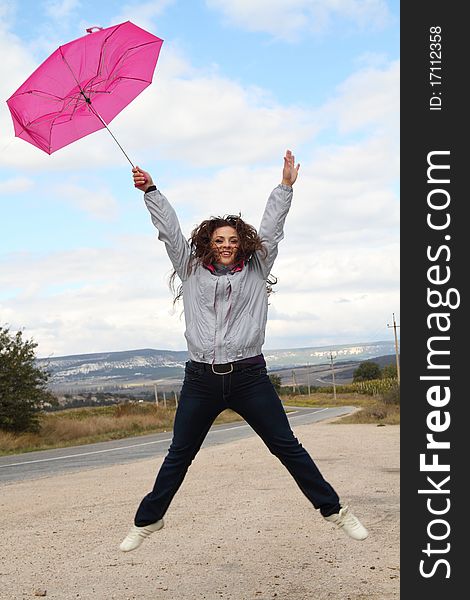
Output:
[{"xmin": 6, "ymin": 21, "xmax": 163, "ymax": 158}]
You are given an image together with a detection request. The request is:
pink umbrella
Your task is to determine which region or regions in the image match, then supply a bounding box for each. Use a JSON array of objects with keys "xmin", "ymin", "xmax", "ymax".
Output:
[{"xmin": 6, "ymin": 21, "xmax": 163, "ymax": 165}]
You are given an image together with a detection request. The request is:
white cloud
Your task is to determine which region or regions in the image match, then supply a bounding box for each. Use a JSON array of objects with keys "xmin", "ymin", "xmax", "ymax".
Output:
[
  {"xmin": 284, "ymin": 137, "xmax": 399, "ymax": 246},
  {"xmin": 273, "ymin": 242, "xmax": 399, "ymax": 293},
  {"xmin": 0, "ymin": 234, "xmax": 185, "ymax": 355},
  {"xmin": 114, "ymin": 50, "xmax": 318, "ymax": 168},
  {"xmin": 206, "ymin": 0, "xmax": 392, "ymax": 41},
  {"xmin": 51, "ymin": 182, "xmax": 120, "ymax": 220},
  {"xmin": 0, "ymin": 0, "xmax": 14, "ymax": 23},
  {"xmin": 0, "ymin": 176, "xmax": 33, "ymax": 194},
  {"xmin": 0, "ymin": 12, "xmax": 51, "ymax": 164},
  {"xmin": 0, "ymin": 10, "xmax": 37, "ymax": 102},
  {"xmin": 44, "ymin": 0, "xmax": 81, "ymax": 21},
  {"xmin": 265, "ymin": 288, "xmax": 399, "ymax": 349},
  {"xmin": 110, "ymin": 0, "xmax": 175, "ymax": 31},
  {"xmin": 162, "ymin": 128, "xmax": 399, "ymax": 250},
  {"xmin": 321, "ymin": 60, "xmax": 399, "ymax": 135}
]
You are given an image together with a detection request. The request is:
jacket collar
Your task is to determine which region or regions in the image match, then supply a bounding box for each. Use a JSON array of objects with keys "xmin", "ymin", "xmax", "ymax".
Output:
[{"xmin": 204, "ymin": 259, "xmax": 245, "ymax": 274}]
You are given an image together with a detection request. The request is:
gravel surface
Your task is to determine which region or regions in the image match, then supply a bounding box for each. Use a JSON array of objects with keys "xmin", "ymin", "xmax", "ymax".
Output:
[{"xmin": 1, "ymin": 419, "xmax": 399, "ymax": 600}]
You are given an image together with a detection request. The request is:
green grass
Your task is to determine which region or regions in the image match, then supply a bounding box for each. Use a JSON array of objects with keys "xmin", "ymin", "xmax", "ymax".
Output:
[
  {"xmin": 1, "ymin": 390, "xmax": 399, "ymax": 456},
  {"xmin": 283, "ymin": 391, "xmax": 400, "ymax": 426},
  {"xmin": 0, "ymin": 402, "xmax": 244, "ymax": 456}
]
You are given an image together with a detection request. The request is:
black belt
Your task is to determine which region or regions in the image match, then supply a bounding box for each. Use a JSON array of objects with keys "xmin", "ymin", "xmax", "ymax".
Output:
[{"xmin": 189, "ymin": 357, "xmax": 265, "ymax": 375}]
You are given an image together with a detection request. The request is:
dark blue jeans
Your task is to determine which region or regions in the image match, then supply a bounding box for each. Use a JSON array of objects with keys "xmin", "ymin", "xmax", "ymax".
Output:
[{"xmin": 134, "ymin": 361, "xmax": 340, "ymax": 526}]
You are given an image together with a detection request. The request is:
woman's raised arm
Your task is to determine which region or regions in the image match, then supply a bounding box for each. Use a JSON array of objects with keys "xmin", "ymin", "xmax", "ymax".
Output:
[{"xmin": 132, "ymin": 167, "xmax": 191, "ymax": 280}]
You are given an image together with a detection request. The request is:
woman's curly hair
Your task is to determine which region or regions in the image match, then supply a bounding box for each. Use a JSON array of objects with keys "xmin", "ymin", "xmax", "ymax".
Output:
[
  {"xmin": 169, "ymin": 214, "xmax": 277, "ymax": 303},
  {"xmin": 190, "ymin": 214, "xmax": 263, "ymax": 265}
]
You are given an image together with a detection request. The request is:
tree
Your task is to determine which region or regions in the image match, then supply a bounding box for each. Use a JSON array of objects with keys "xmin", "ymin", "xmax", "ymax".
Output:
[
  {"xmin": 0, "ymin": 326, "xmax": 54, "ymax": 433},
  {"xmin": 353, "ymin": 361, "xmax": 381, "ymax": 382},
  {"xmin": 382, "ymin": 363, "xmax": 398, "ymax": 379}
]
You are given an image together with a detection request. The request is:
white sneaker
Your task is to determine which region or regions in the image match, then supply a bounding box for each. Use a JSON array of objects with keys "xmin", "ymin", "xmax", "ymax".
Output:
[
  {"xmin": 119, "ymin": 519, "xmax": 164, "ymax": 552},
  {"xmin": 324, "ymin": 506, "xmax": 368, "ymax": 540}
]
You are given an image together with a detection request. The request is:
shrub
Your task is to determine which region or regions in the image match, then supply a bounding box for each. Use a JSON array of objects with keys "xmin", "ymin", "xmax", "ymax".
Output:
[
  {"xmin": 382, "ymin": 364, "xmax": 398, "ymax": 379},
  {"xmin": 353, "ymin": 361, "xmax": 382, "ymax": 382},
  {"xmin": 381, "ymin": 383, "xmax": 400, "ymax": 405}
]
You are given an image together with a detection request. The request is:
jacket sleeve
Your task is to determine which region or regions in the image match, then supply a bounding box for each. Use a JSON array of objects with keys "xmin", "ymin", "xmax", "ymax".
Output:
[
  {"xmin": 256, "ymin": 183, "xmax": 293, "ymax": 278},
  {"xmin": 143, "ymin": 189, "xmax": 191, "ymax": 280}
]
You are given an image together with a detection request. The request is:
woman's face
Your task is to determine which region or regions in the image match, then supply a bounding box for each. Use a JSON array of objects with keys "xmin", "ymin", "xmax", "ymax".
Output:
[{"xmin": 211, "ymin": 226, "xmax": 239, "ymax": 266}]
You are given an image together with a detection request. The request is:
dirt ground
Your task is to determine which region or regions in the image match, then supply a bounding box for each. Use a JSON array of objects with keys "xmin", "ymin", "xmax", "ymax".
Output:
[{"xmin": 0, "ymin": 419, "xmax": 399, "ymax": 600}]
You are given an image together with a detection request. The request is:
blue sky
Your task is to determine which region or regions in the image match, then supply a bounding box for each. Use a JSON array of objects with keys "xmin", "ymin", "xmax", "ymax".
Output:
[{"xmin": 0, "ymin": 0, "xmax": 399, "ymax": 357}]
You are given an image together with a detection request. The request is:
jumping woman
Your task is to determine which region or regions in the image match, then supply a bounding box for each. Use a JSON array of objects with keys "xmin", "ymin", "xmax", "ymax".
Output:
[{"xmin": 120, "ymin": 150, "xmax": 368, "ymax": 552}]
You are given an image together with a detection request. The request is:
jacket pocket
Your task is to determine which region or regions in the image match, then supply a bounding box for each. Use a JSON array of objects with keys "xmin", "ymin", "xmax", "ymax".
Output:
[
  {"xmin": 231, "ymin": 311, "xmax": 262, "ymax": 350},
  {"xmin": 185, "ymin": 319, "xmax": 214, "ymax": 360}
]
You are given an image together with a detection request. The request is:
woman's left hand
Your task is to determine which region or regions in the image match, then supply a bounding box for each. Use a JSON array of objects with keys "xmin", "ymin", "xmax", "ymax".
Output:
[{"xmin": 281, "ymin": 149, "xmax": 300, "ymax": 187}]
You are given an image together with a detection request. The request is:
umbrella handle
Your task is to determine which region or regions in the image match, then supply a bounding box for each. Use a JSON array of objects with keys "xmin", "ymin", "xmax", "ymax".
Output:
[{"xmin": 86, "ymin": 26, "xmax": 103, "ymax": 34}]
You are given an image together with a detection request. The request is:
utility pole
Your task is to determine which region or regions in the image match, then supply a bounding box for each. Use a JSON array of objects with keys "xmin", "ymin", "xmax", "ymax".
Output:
[
  {"xmin": 174, "ymin": 390, "xmax": 178, "ymax": 408},
  {"xmin": 306, "ymin": 363, "xmax": 311, "ymax": 397},
  {"xmin": 387, "ymin": 313, "xmax": 401, "ymax": 384},
  {"xmin": 154, "ymin": 383, "xmax": 159, "ymax": 406},
  {"xmin": 329, "ymin": 353, "xmax": 337, "ymax": 402},
  {"xmin": 291, "ymin": 370, "xmax": 297, "ymax": 394},
  {"xmin": 163, "ymin": 391, "xmax": 167, "ymax": 408}
]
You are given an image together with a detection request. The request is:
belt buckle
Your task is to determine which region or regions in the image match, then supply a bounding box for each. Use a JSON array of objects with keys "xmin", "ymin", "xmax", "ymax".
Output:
[{"xmin": 211, "ymin": 363, "xmax": 234, "ymax": 375}]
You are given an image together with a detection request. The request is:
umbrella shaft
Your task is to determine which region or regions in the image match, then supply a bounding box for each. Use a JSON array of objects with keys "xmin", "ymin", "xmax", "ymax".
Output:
[{"xmin": 90, "ymin": 106, "xmax": 134, "ymax": 168}]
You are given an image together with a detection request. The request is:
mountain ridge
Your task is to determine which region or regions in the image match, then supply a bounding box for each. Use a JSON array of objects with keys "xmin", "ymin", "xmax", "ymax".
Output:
[{"xmin": 37, "ymin": 340, "xmax": 398, "ymax": 392}]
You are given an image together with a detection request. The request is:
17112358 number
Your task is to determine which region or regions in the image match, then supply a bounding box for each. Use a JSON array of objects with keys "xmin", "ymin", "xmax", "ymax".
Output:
[
  {"xmin": 429, "ymin": 26, "xmax": 442, "ymax": 111},
  {"xmin": 429, "ymin": 26, "xmax": 441, "ymax": 81}
]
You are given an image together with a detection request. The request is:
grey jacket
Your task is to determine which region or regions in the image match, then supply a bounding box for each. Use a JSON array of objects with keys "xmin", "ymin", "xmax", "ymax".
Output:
[{"xmin": 144, "ymin": 184, "xmax": 293, "ymax": 363}]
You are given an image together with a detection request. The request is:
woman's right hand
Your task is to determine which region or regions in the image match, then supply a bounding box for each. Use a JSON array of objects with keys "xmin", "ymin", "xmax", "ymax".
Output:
[{"xmin": 132, "ymin": 166, "xmax": 154, "ymax": 192}]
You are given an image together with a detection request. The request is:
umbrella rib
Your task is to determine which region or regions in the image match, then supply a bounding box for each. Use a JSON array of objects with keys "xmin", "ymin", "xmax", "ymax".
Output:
[
  {"xmin": 91, "ymin": 23, "xmax": 126, "ymax": 92},
  {"xmin": 59, "ymin": 46, "xmax": 93, "ymax": 104},
  {"xmin": 89, "ymin": 39, "xmax": 159, "ymax": 97},
  {"xmin": 110, "ymin": 41, "xmax": 160, "ymax": 79},
  {"xmin": 43, "ymin": 98, "xmax": 84, "ymax": 151},
  {"xmin": 58, "ymin": 35, "xmax": 136, "ymax": 166},
  {"xmin": 13, "ymin": 89, "xmax": 67, "ymax": 102},
  {"xmin": 18, "ymin": 93, "xmax": 86, "ymax": 127},
  {"xmin": 85, "ymin": 75, "xmax": 153, "ymax": 97},
  {"xmin": 11, "ymin": 90, "xmax": 90, "ymax": 118}
]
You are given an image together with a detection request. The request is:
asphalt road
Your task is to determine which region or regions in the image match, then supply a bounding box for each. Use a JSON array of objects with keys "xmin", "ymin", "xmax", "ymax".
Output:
[{"xmin": 0, "ymin": 406, "xmax": 355, "ymax": 484}]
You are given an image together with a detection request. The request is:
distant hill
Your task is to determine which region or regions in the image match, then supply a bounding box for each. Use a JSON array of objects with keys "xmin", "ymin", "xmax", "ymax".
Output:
[
  {"xmin": 37, "ymin": 340, "xmax": 397, "ymax": 392},
  {"xmin": 308, "ymin": 354, "xmax": 399, "ymax": 384},
  {"xmin": 366, "ymin": 354, "xmax": 399, "ymax": 369}
]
